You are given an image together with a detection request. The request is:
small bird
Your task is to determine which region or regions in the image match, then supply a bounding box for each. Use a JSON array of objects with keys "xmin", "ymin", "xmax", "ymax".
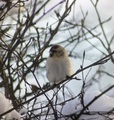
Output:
[{"xmin": 46, "ymin": 45, "xmax": 73, "ymax": 84}]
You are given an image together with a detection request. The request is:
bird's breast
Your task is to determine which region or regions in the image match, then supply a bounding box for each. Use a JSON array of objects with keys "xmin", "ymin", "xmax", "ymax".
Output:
[{"xmin": 46, "ymin": 57, "xmax": 73, "ymax": 83}]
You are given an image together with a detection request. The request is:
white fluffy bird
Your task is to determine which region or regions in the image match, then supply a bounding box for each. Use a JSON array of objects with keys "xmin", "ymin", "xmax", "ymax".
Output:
[{"xmin": 46, "ymin": 45, "xmax": 73, "ymax": 84}]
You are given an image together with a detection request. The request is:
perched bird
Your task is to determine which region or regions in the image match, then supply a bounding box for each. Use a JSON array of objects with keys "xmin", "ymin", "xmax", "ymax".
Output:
[{"xmin": 46, "ymin": 45, "xmax": 73, "ymax": 84}]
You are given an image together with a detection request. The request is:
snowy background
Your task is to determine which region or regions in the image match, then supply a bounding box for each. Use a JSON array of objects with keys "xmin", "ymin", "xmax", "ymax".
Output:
[{"xmin": 0, "ymin": 0, "xmax": 114, "ymax": 119}]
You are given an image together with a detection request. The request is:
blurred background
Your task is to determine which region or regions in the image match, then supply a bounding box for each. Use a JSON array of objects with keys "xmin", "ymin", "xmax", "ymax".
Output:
[{"xmin": 0, "ymin": 0, "xmax": 114, "ymax": 119}]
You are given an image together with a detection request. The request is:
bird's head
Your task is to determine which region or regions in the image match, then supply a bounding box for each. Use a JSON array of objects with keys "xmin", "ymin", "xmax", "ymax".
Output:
[{"xmin": 49, "ymin": 45, "xmax": 68, "ymax": 58}]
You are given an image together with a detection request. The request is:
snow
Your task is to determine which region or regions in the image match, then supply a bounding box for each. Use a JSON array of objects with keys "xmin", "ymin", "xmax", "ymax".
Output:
[
  {"xmin": 0, "ymin": 93, "xmax": 23, "ymax": 120},
  {"xmin": 48, "ymin": 90, "xmax": 114, "ymax": 120},
  {"xmin": 62, "ymin": 98, "xmax": 82, "ymax": 115},
  {"xmin": 19, "ymin": 107, "xmax": 28, "ymax": 115},
  {"xmin": 5, "ymin": 109, "xmax": 23, "ymax": 120},
  {"xmin": 0, "ymin": 93, "xmax": 10, "ymax": 114},
  {"xmin": 84, "ymin": 90, "xmax": 114, "ymax": 112},
  {"xmin": 1, "ymin": 0, "xmax": 114, "ymax": 119}
]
